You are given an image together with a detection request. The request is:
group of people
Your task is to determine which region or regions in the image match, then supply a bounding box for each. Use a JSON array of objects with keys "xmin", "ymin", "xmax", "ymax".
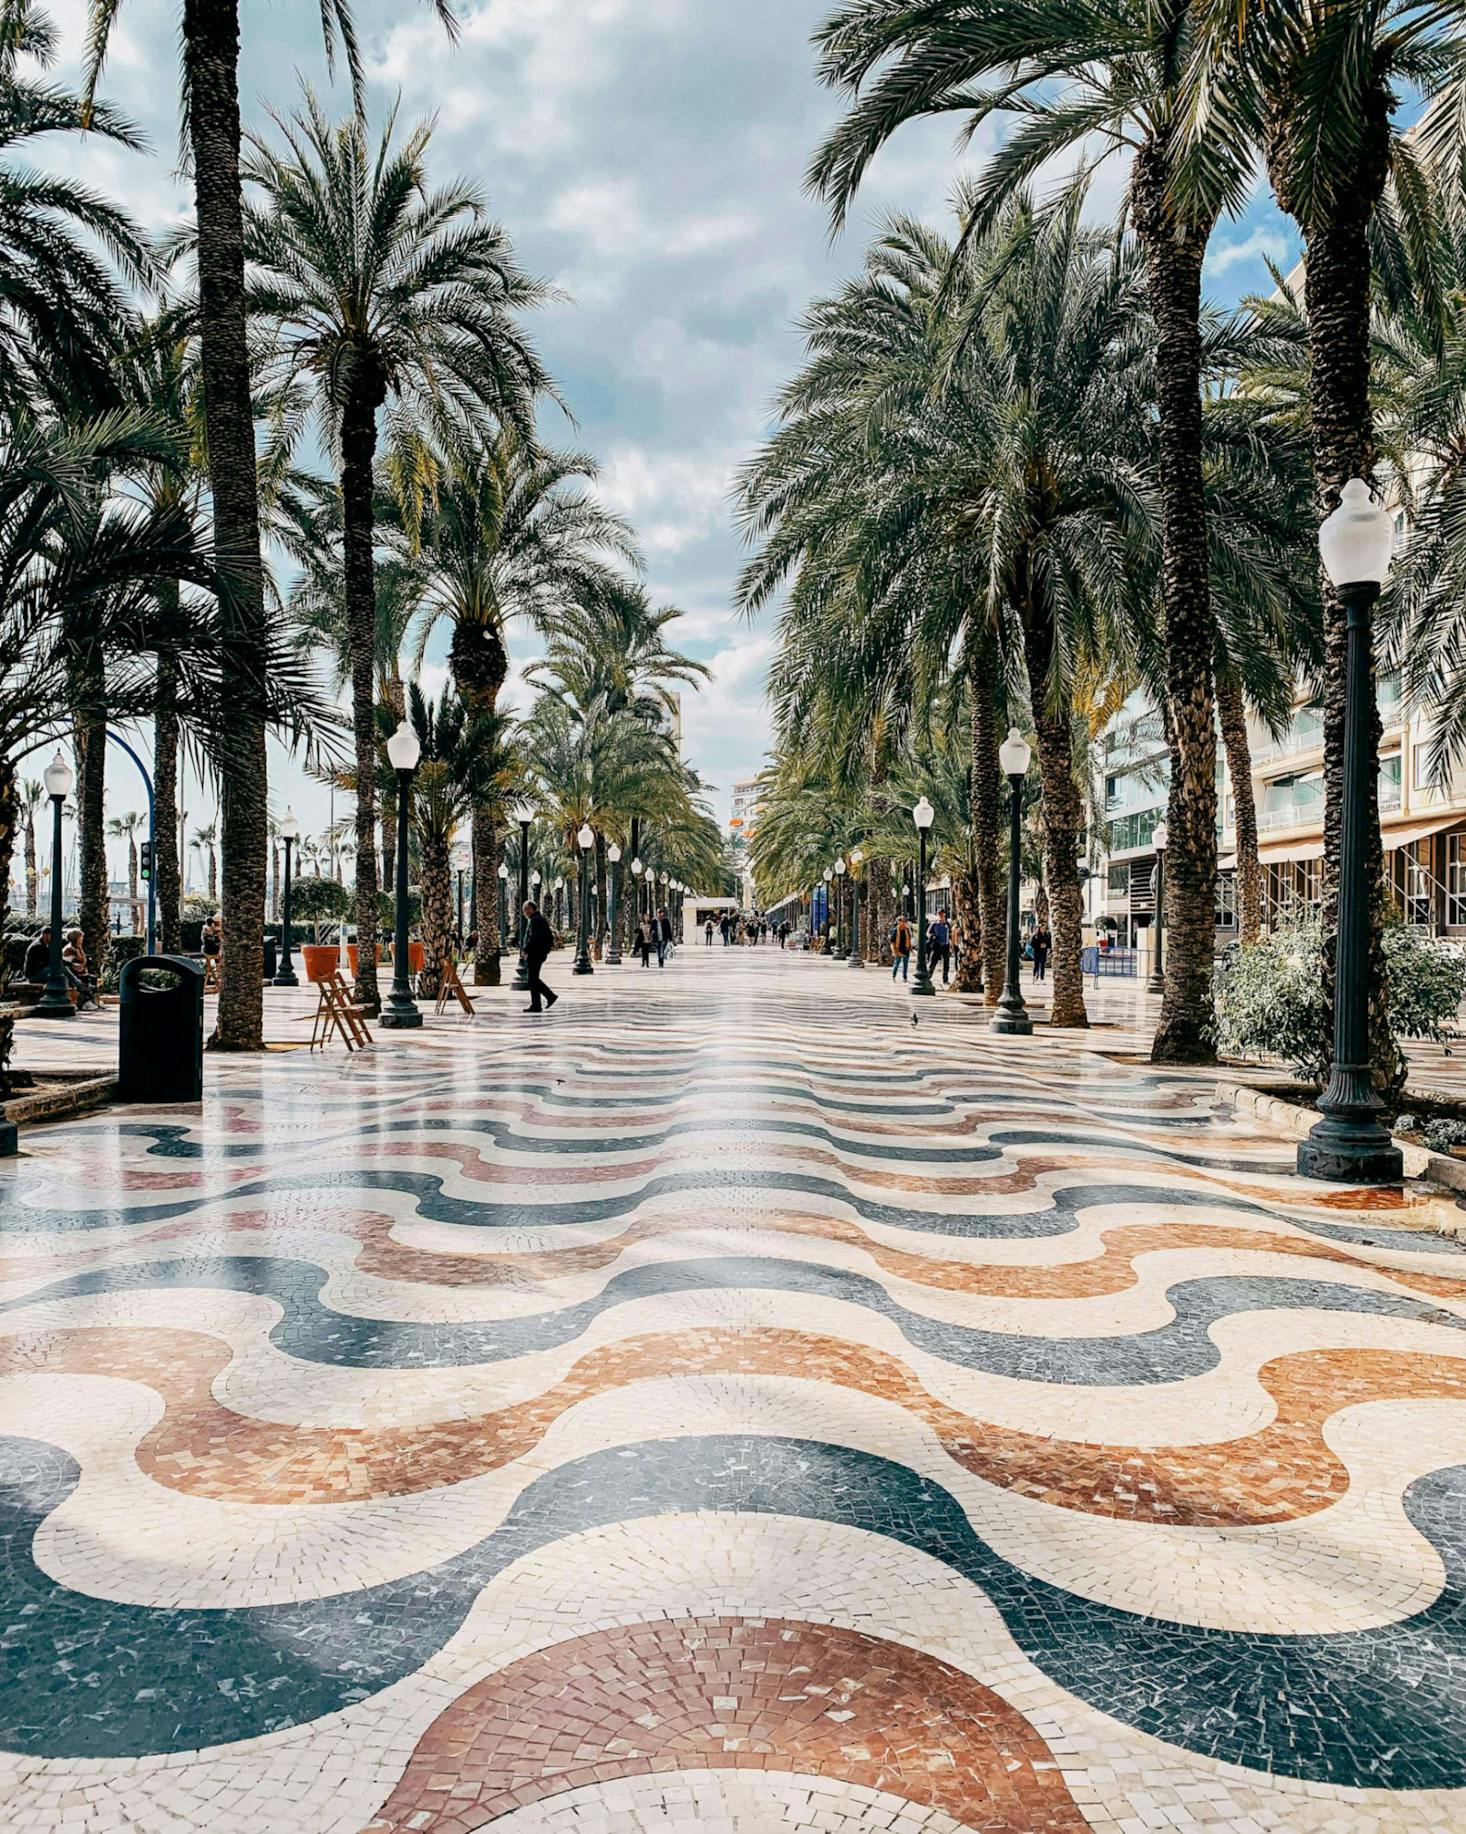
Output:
[
  {"xmin": 886, "ymin": 910, "xmax": 1051, "ymax": 984},
  {"xmin": 21, "ymin": 925, "xmax": 99, "ymax": 1009},
  {"xmin": 706, "ymin": 912, "xmax": 785, "ymax": 947},
  {"xmin": 517, "ymin": 898, "xmax": 677, "ymax": 1014}
]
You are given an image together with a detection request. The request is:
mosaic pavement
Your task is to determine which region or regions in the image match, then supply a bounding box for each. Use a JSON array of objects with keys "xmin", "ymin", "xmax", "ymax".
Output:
[{"xmin": 2, "ymin": 948, "xmax": 1466, "ymax": 1832}]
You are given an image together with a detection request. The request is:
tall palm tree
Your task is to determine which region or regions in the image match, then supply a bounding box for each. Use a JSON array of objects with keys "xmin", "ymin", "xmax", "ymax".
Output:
[
  {"xmin": 1179, "ymin": 0, "xmax": 1458, "ymax": 1087},
  {"xmin": 108, "ymin": 809, "xmax": 145, "ymax": 929},
  {"xmin": 192, "ymin": 820, "xmax": 218, "ymax": 904},
  {"xmin": 84, "ymin": 0, "xmax": 456, "ymax": 1049},
  {"xmin": 19, "ymin": 776, "xmax": 39, "ymax": 915},
  {"xmin": 239, "ymin": 91, "xmax": 553, "ymax": 1012},
  {"xmin": 412, "ymin": 434, "xmax": 638, "ymax": 983}
]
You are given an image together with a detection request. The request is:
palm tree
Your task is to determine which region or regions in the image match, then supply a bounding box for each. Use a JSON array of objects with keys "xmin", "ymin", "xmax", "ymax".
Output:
[
  {"xmin": 192, "ymin": 820, "xmax": 218, "ymax": 904},
  {"xmin": 19, "ymin": 776, "xmax": 39, "ymax": 915},
  {"xmin": 84, "ymin": 0, "xmax": 456, "ymax": 1050},
  {"xmin": 108, "ymin": 809, "xmax": 145, "ymax": 930},
  {"xmin": 808, "ymin": 0, "xmax": 1239, "ymax": 1059},
  {"xmin": 412, "ymin": 434, "xmax": 638, "ymax": 983},
  {"xmin": 1179, "ymin": 0, "xmax": 1451, "ymax": 1088},
  {"xmin": 239, "ymin": 92, "xmax": 553, "ymax": 1013}
]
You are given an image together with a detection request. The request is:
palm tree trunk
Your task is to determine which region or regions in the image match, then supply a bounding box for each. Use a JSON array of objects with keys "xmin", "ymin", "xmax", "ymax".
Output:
[
  {"xmin": 1134, "ymin": 146, "xmax": 1218, "ymax": 1065},
  {"xmin": 594, "ymin": 833, "xmax": 607, "ymax": 959},
  {"xmin": 128, "ymin": 837, "xmax": 139, "ymax": 931},
  {"xmin": 953, "ymin": 858, "xmax": 982, "ymax": 990},
  {"xmin": 1216, "ymin": 670, "xmax": 1262, "ymax": 943},
  {"xmin": 0, "ymin": 759, "xmax": 15, "ymax": 1092},
  {"xmin": 340, "ymin": 373, "xmax": 386, "ymax": 1016},
  {"xmin": 184, "ymin": 0, "xmax": 268, "ymax": 1049},
  {"xmin": 1302, "ymin": 190, "xmax": 1402, "ymax": 1093},
  {"xmin": 1022, "ymin": 613, "xmax": 1088, "ymax": 1028},
  {"xmin": 418, "ymin": 837, "xmax": 452, "ymax": 1000},
  {"xmin": 153, "ymin": 641, "xmax": 182, "ymax": 952},
  {"xmin": 471, "ymin": 805, "xmax": 501, "ymax": 980},
  {"xmin": 969, "ymin": 643, "xmax": 1005, "ymax": 1003},
  {"xmin": 450, "ymin": 619, "xmax": 509, "ymax": 985},
  {"xmin": 24, "ymin": 807, "xmax": 36, "ymax": 917},
  {"xmin": 74, "ymin": 708, "xmax": 108, "ymax": 974}
]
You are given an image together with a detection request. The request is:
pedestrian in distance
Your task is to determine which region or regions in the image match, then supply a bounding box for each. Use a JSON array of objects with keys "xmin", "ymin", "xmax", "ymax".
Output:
[
  {"xmin": 927, "ymin": 909, "xmax": 952, "ymax": 985},
  {"xmin": 890, "ymin": 913, "xmax": 912, "ymax": 981},
  {"xmin": 1031, "ymin": 922, "xmax": 1051, "ymax": 982},
  {"xmin": 521, "ymin": 900, "xmax": 558, "ymax": 1014},
  {"xmin": 636, "ymin": 914, "xmax": 653, "ymax": 967},
  {"xmin": 705, "ymin": 918, "xmax": 715, "ymax": 946},
  {"xmin": 654, "ymin": 906, "xmax": 673, "ymax": 966}
]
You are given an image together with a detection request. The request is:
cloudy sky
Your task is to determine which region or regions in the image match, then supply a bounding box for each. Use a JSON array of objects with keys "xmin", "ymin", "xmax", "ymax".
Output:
[{"xmin": 37, "ymin": 0, "xmax": 1296, "ymax": 878}]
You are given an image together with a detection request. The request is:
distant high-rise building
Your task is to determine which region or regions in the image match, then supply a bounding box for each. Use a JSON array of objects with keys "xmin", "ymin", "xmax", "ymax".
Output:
[{"xmin": 729, "ymin": 777, "xmax": 763, "ymax": 836}]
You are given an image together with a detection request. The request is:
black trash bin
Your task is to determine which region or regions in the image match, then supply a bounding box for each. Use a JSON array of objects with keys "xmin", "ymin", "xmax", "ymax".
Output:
[
  {"xmin": 262, "ymin": 934, "xmax": 278, "ymax": 980},
  {"xmin": 118, "ymin": 955, "xmax": 205, "ymax": 1104}
]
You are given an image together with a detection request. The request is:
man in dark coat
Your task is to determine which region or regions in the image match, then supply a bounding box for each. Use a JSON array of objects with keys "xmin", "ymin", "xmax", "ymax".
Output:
[{"xmin": 522, "ymin": 900, "xmax": 558, "ymax": 1014}]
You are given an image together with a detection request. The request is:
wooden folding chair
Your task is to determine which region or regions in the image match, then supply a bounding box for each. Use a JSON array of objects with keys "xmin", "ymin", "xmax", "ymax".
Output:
[
  {"xmin": 434, "ymin": 956, "xmax": 476, "ymax": 1016},
  {"xmin": 309, "ymin": 970, "xmax": 374, "ymax": 1052}
]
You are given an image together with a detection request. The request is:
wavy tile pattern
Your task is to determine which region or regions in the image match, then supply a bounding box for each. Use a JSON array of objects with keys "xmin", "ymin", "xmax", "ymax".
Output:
[{"xmin": 1, "ymin": 949, "xmax": 1465, "ymax": 1831}]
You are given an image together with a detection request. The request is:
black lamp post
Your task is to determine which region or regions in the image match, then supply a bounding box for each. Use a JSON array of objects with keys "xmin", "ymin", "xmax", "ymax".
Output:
[
  {"xmin": 1298, "ymin": 478, "xmax": 1403, "ymax": 1184},
  {"xmin": 574, "ymin": 823, "xmax": 595, "ymax": 975},
  {"xmin": 512, "ymin": 804, "xmax": 534, "ymax": 990},
  {"xmin": 821, "ymin": 867, "xmax": 833, "ymax": 953},
  {"xmin": 1145, "ymin": 820, "xmax": 1169, "ymax": 995},
  {"xmin": 993, "ymin": 728, "xmax": 1034, "ymax": 1035},
  {"xmin": 903, "ymin": 878, "xmax": 913, "ymax": 922},
  {"xmin": 606, "ymin": 844, "xmax": 623, "ymax": 964},
  {"xmin": 454, "ymin": 845, "xmax": 470, "ymax": 947},
  {"xmin": 35, "ymin": 750, "xmax": 75, "ymax": 1018},
  {"xmin": 832, "ymin": 856, "xmax": 848, "ymax": 959},
  {"xmin": 911, "ymin": 797, "xmax": 936, "ymax": 997},
  {"xmin": 274, "ymin": 806, "xmax": 300, "ymax": 987},
  {"xmin": 847, "ymin": 848, "xmax": 865, "ymax": 968},
  {"xmin": 380, "ymin": 717, "xmax": 423, "ymax": 1030},
  {"xmin": 497, "ymin": 861, "xmax": 509, "ymax": 952}
]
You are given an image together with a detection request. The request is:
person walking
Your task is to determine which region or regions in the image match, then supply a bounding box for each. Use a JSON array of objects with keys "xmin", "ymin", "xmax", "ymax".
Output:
[
  {"xmin": 719, "ymin": 913, "xmax": 731, "ymax": 947},
  {"xmin": 654, "ymin": 906, "xmax": 673, "ymax": 966},
  {"xmin": 778, "ymin": 920, "xmax": 789, "ymax": 949},
  {"xmin": 521, "ymin": 900, "xmax": 558, "ymax": 1014},
  {"xmin": 890, "ymin": 913, "xmax": 912, "ymax": 981},
  {"xmin": 1031, "ymin": 922, "xmax": 1051, "ymax": 982},
  {"xmin": 704, "ymin": 917, "xmax": 714, "ymax": 947},
  {"xmin": 927, "ymin": 909, "xmax": 952, "ymax": 985},
  {"xmin": 636, "ymin": 914, "xmax": 653, "ymax": 967}
]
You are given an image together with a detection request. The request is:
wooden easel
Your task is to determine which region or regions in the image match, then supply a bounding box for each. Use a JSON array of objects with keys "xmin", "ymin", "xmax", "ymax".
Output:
[
  {"xmin": 309, "ymin": 970, "xmax": 374, "ymax": 1051},
  {"xmin": 435, "ymin": 957, "xmax": 475, "ymax": 1016}
]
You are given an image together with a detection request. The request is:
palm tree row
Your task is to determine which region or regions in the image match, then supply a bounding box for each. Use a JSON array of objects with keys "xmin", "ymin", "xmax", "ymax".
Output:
[
  {"xmin": 1, "ymin": 0, "xmax": 714, "ymax": 1044},
  {"xmin": 744, "ymin": 0, "xmax": 1466, "ymax": 1078}
]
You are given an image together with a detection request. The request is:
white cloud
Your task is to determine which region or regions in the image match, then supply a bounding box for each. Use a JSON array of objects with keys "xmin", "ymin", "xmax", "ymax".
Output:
[
  {"xmin": 680, "ymin": 630, "xmax": 775, "ymax": 806},
  {"xmin": 598, "ymin": 443, "xmax": 734, "ymax": 556},
  {"xmin": 1207, "ymin": 226, "xmax": 1291, "ymax": 277}
]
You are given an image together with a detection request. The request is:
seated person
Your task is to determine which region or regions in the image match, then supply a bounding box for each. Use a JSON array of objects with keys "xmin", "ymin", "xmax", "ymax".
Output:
[
  {"xmin": 60, "ymin": 929, "xmax": 98, "ymax": 1009},
  {"xmin": 22, "ymin": 927, "xmax": 51, "ymax": 982}
]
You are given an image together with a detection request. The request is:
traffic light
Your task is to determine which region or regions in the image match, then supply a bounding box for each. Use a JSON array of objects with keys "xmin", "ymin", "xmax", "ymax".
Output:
[{"xmin": 139, "ymin": 841, "xmax": 153, "ymax": 883}]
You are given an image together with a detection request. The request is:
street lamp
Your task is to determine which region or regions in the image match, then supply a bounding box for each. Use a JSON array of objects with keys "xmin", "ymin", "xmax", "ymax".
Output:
[
  {"xmin": 847, "ymin": 846, "xmax": 865, "ymax": 969},
  {"xmin": 911, "ymin": 797, "xmax": 936, "ymax": 997},
  {"xmin": 832, "ymin": 856, "xmax": 847, "ymax": 960},
  {"xmin": 511, "ymin": 801, "xmax": 534, "ymax": 990},
  {"xmin": 821, "ymin": 866, "xmax": 833, "ymax": 952},
  {"xmin": 1146, "ymin": 820, "xmax": 1169, "ymax": 995},
  {"xmin": 497, "ymin": 860, "xmax": 509, "ymax": 953},
  {"xmin": 1298, "ymin": 478, "xmax": 1403, "ymax": 1184},
  {"xmin": 993, "ymin": 729, "xmax": 1033, "ymax": 1035},
  {"xmin": 35, "ymin": 750, "xmax": 75, "ymax": 1018},
  {"xmin": 380, "ymin": 718, "xmax": 423, "ymax": 1029},
  {"xmin": 274, "ymin": 807, "xmax": 300, "ymax": 988},
  {"xmin": 606, "ymin": 843, "xmax": 623, "ymax": 964},
  {"xmin": 574, "ymin": 823, "xmax": 595, "ymax": 975},
  {"xmin": 453, "ymin": 843, "xmax": 471, "ymax": 948}
]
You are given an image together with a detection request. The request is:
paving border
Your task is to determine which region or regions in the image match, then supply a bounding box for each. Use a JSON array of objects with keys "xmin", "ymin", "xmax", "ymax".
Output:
[{"xmin": 3, "ymin": 1072, "xmax": 117, "ymax": 1131}]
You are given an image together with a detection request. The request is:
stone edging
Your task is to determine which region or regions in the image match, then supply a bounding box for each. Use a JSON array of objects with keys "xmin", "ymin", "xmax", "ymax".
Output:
[
  {"xmin": 1218, "ymin": 1077, "xmax": 1466, "ymax": 1215},
  {"xmin": 3, "ymin": 1074, "xmax": 117, "ymax": 1130}
]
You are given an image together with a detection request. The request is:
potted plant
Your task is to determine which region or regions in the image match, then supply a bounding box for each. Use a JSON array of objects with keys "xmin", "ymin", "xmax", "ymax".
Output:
[{"xmin": 291, "ymin": 876, "xmax": 353, "ymax": 982}]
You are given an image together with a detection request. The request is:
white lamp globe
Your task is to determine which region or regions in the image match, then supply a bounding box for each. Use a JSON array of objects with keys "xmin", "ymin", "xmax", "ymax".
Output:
[
  {"xmin": 1319, "ymin": 479, "xmax": 1394, "ymax": 588},
  {"xmin": 823, "ymin": 867, "xmax": 833, "ymax": 882},
  {"xmin": 632, "ymin": 857, "xmax": 644, "ymax": 876},
  {"xmin": 608, "ymin": 843, "xmax": 622, "ymax": 864},
  {"xmin": 43, "ymin": 750, "xmax": 73, "ymax": 800},
  {"xmin": 912, "ymin": 795, "xmax": 934, "ymax": 832},
  {"xmin": 497, "ymin": 861, "xmax": 509, "ymax": 880},
  {"xmin": 531, "ymin": 869, "xmax": 542, "ymax": 887},
  {"xmin": 1153, "ymin": 820, "xmax": 1169, "ymax": 851},
  {"xmin": 999, "ymin": 727, "xmax": 1033, "ymax": 778},
  {"xmin": 279, "ymin": 807, "xmax": 300, "ymax": 843},
  {"xmin": 834, "ymin": 856, "xmax": 846, "ymax": 875},
  {"xmin": 578, "ymin": 823, "xmax": 594, "ymax": 851},
  {"xmin": 385, "ymin": 719, "xmax": 421, "ymax": 772},
  {"xmin": 511, "ymin": 801, "xmax": 535, "ymax": 826}
]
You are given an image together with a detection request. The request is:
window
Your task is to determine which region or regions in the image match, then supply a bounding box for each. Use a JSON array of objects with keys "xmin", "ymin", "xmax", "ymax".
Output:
[
  {"xmin": 1107, "ymin": 862, "xmax": 1131, "ymax": 897},
  {"xmin": 1379, "ymin": 752, "xmax": 1402, "ymax": 812},
  {"xmin": 1379, "ymin": 669, "xmax": 1402, "ymax": 713},
  {"xmin": 1449, "ymin": 833, "xmax": 1466, "ymax": 928},
  {"xmin": 1406, "ymin": 840, "xmax": 1433, "ymax": 929},
  {"xmin": 1261, "ymin": 770, "xmax": 1324, "ymax": 830},
  {"xmin": 1215, "ymin": 871, "xmax": 1237, "ymax": 929},
  {"xmin": 1105, "ymin": 774, "xmax": 1119, "ymax": 810},
  {"xmin": 1106, "ymin": 807, "xmax": 1163, "ymax": 852}
]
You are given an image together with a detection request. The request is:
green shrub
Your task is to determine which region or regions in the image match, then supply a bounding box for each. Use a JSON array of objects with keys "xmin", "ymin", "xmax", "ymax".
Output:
[
  {"xmin": 291, "ymin": 876, "xmax": 353, "ymax": 941},
  {"xmin": 181, "ymin": 893, "xmax": 216, "ymax": 923},
  {"xmin": 1215, "ymin": 918, "xmax": 1466, "ymax": 1085},
  {"xmin": 1423, "ymin": 1117, "xmax": 1466, "ymax": 1155}
]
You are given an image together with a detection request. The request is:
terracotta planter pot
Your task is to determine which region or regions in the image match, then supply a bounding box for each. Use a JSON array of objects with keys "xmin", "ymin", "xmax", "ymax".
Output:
[
  {"xmin": 345, "ymin": 943, "xmax": 383, "ymax": 976},
  {"xmin": 301, "ymin": 944, "xmax": 340, "ymax": 984},
  {"xmin": 408, "ymin": 941, "xmax": 425, "ymax": 975}
]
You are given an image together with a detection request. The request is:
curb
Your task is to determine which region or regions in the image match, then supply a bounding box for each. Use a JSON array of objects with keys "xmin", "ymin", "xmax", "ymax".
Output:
[
  {"xmin": 3, "ymin": 1073, "xmax": 117, "ymax": 1132},
  {"xmin": 1218, "ymin": 1077, "xmax": 1466, "ymax": 1233}
]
